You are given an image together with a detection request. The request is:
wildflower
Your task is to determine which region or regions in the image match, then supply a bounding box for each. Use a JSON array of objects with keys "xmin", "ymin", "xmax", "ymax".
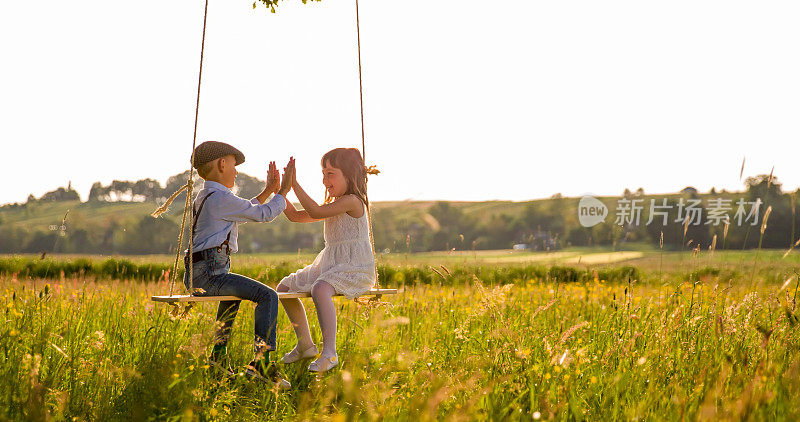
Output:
[
  {"xmin": 590, "ymin": 376, "xmax": 598, "ymax": 384},
  {"xmin": 91, "ymin": 331, "xmax": 105, "ymax": 350},
  {"xmin": 544, "ymin": 373, "xmax": 551, "ymax": 380},
  {"xmin": 533, "ymin": 411, "xmax": 541, "ymax": 419},
  {"xmin": 515, "ymin": 348, "xmax": 531, "ymax": 359}
]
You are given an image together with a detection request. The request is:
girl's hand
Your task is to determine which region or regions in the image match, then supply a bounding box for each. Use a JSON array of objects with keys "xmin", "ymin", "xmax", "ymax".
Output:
[
  {"xmin": 278, "ymin": 158, "xmax": 295, "ymax": 197},
  {"xmin": 289, "ymin": 157, "xmax": 298, "ymax": 188}
]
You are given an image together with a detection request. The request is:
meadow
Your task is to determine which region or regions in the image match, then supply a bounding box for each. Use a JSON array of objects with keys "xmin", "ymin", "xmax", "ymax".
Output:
[{"xmin": 1, "ymin": 249, "xmax": 799, "ymax": 420}]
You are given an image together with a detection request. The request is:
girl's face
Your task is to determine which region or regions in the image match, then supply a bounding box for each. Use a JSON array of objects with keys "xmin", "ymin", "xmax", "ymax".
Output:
[{"xmin": 322, "ymin": 161, "xmax": 348, "ymax": 198}]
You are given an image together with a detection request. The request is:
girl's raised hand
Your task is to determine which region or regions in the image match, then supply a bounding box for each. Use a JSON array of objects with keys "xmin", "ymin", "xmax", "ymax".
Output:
[
  {"xmin": 278, "ymin": 158, "xmax": 295, "ymax": 197},
  {"xmin": 290, "ymin": 157, "xmax": 298, "ymax": 186}
]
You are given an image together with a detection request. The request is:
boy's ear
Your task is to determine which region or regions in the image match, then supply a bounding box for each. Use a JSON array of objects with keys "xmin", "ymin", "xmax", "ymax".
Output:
[{"xmin": 216, "ymin": 157, "xmax": 225, "ymax": 173}]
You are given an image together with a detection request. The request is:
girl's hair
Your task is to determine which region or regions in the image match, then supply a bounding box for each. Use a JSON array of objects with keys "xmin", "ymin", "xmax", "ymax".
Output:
[{"xmin": 321, "ymin": 148, "xmax": 368, "ymax": 208}]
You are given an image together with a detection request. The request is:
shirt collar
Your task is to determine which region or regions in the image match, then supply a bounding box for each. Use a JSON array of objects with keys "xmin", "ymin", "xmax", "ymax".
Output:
[{"xmin": 202, "ymin": 180, "xmax": 231, "ymax": 193}]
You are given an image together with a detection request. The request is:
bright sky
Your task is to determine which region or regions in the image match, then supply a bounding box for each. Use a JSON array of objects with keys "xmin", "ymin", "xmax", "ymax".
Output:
[{"xmin": 2, "ymin": 1, "xmax": 799, "ymax": 204}]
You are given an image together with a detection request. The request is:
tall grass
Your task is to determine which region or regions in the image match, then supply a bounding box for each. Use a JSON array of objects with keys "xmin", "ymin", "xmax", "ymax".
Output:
[{"xmin": 1, "ymin": 269, "xmax": 799, "ymax": 420}]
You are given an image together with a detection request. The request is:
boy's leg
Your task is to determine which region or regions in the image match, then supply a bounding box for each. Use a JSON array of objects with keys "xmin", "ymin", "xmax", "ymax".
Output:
[
  {"xmin": 183, "ymin": 253, "xmax": 230, "ymax": 360},
  {"xmin": 209, "ymin": 272, "xmax": 279, "ymax": 356},
  {"xmin": 276, "ymin": 283, "xmax": 315, "ymax": 351},
  {"xmin": 213, "ymin": 300, "xmax": 241, "ymax": 352}
]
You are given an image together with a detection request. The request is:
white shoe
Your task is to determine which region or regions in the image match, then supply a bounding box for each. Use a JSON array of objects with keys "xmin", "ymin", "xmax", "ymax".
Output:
[
  {"xmin": 281, "ymin": 344, "xmax": 318, "ymax": 364},
  {"xmin": 308, "ymin": 354, "xmax": 338, "ymax": 373}
]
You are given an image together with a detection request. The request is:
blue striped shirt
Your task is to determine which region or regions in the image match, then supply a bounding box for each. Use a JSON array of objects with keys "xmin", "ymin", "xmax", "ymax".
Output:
[{"xmin": 191, "ymin": 181, "xmax": 286, "ymax": 254}]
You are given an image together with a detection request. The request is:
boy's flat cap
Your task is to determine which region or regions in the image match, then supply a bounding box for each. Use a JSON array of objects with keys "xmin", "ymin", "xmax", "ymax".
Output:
[{"xmin": 192, "ymin": 141, "xmax": 245, "ymax": 168}]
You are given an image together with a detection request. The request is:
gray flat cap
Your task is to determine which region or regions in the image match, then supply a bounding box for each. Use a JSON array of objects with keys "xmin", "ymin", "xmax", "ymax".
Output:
[{"xmin": 192, "ymin": 141, "xmax": 245, "ymax": 168}]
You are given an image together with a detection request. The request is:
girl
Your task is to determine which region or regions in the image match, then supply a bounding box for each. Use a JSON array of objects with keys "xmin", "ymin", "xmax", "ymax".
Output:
[{"xmin": 277, "ymin": 148, "xmax": 376, "ymax": 372}]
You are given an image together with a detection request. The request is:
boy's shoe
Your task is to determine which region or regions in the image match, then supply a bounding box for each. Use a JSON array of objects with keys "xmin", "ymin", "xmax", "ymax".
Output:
[
  {"xmin": 281, "ymin": 344, "xmax": 319, "ymax": 364},
  {"xmin": 308, "ymin": 354, "xmax": 338, "ymax": 373},
  {"xmin": 245, "ymin": 360, "xmax": 291, "ymax": 390}
]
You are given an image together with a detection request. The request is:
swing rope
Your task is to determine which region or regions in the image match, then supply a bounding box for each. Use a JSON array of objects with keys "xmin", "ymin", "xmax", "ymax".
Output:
[
  {"xmin": 354, "ymin": 0, "xmax": 381, "ymax": 290},
  {"xmin": 168, "ymin": 0, "xmax": 210, "ymax": 297}
]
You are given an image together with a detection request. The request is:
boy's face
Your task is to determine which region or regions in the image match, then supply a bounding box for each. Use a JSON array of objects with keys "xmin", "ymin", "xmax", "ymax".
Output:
[{"xmin": 217, "ymin": 154, "xmax": 238, "ymax": 189}]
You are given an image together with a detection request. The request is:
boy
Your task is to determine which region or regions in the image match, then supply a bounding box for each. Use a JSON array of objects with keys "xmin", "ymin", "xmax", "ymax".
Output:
[{"xmin": 184, "ymin": 140, "xmax": 294, "ymax": 388}]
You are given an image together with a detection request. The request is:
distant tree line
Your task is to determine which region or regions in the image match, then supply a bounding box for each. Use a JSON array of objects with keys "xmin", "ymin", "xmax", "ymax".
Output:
[
  {"xmin": 1, "ymin": 172, "xmax": 798, "ymax": 254},
  {"xmin": 84, "ymin": 171, "xmax": 267, "ymax": 203}
]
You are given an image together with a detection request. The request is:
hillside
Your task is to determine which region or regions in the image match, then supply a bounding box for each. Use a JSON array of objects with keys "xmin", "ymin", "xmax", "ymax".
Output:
[{"xmin": 2, "ymin": 172, "xmax": 798, "ymax": 254}]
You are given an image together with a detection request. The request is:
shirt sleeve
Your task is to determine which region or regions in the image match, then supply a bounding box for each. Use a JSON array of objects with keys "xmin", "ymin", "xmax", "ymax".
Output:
[{"xmin": 216, "ymin": 192, "xmax": 287, "ymax": 223}]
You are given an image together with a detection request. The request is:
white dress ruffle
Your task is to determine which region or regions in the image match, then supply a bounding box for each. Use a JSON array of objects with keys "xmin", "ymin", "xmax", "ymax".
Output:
[{"xmin": 279, "ymin": 209, "xmax": 376, "ymax": 299}]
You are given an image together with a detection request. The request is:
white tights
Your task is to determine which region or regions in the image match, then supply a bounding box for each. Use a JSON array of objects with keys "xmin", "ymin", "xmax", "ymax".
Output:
[{"xmin": 277, "ymin": 280, "xmax": 338, "ymax": 358}]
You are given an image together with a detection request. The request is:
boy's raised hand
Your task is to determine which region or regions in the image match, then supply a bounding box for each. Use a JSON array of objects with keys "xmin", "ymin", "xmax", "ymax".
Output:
[
  {"xmin": 278, "ymin": 157, "xmax": 295, "ymax": 197},
  {"xmin": 265, "ymin": 161, "xmax": 280, "ymax": 194}
]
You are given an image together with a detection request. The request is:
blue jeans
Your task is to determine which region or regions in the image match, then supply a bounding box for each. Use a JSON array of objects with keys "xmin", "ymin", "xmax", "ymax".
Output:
[{"xmin": 183, "ymin": 248, "xmax": 279, "ymax": 353}]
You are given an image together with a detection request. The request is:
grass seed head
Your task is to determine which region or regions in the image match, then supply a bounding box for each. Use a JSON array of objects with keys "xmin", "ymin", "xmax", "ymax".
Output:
[{"xmin": 761, "ymin": 206, "xmax": 773, "ymax": 235}]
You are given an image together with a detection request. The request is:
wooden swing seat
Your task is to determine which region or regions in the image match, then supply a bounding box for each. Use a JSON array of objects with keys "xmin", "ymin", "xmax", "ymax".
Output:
[{"xmin": 152, "ymin": 288, "xmax": 397, "ymax": 303}]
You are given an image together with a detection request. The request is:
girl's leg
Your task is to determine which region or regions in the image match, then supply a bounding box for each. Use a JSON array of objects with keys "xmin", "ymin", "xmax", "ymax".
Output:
[
  {"xmin": 310, "ymin": 280, "xmax": 337, "ymax": 357},
  {"xmin": 277, "ymin": 283, "xmax": 315, "ymax": 351}
]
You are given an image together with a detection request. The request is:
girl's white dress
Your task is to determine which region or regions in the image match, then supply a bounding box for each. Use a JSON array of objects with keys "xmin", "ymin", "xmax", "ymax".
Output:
[{"xmin": 280, "ymin": 209, "xmax": 376, "ymax": 299}]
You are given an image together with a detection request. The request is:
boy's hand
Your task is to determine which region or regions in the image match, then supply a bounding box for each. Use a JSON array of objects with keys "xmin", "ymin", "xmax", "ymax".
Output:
[
  {"xmin": 265, "ymin": 161, "xmax": 280, "ymax": 194},
  {"xmin": 278, "ymin": 157, "xmax": 295, "ymax": 197}
]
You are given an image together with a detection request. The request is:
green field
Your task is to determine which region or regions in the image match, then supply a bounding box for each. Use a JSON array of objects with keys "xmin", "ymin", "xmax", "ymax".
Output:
[
  {"xmin": 1, "ymin": 249, "xmax": 800, "ymax": 420},
  {"xmin": 5, "ymin": 247, "xmax": 800, "ymax": 278}
]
